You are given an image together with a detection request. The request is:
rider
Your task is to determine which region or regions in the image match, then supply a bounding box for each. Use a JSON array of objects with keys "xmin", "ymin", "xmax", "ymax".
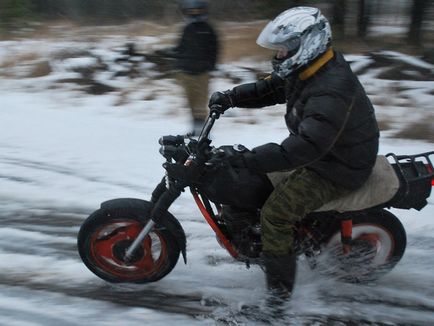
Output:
[{"xmin": 208, "ymin": 6, "xmax": 379, "ymax": 297}]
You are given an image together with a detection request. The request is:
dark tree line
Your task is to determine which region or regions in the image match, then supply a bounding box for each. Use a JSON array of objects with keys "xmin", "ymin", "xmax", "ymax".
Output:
[
  {"xmin": 332, "ymin": 0, "xmax": 431, "ymax": 44},
  {"xmin": 45, "ymin": 0, "xmax": 173, "ymax": 19},
  {"xmin": 0, "ymin": 0, "xmax": 432, "ymax": 45},
  {"xmin": 0, "ymin": 0, "xmax": 178, "ymax": 22},
  {"xmin": 333, "ymin": 0, "xmax": 373, "ymax": 38}
]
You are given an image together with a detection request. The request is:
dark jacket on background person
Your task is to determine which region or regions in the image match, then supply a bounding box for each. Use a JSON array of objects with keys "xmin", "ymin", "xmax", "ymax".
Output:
[
  {"xmin": 229, "ymin": 50, "xmax": 379, "ymax": 190},
  {"xmin": 174, "ymin": 21, "xmax": 218, "ymax": 74}
]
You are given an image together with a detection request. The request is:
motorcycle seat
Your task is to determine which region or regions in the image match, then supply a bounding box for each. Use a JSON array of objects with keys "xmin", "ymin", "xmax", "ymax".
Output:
[
  {"xmin": 267, "ymin": 155, "xmax": 400, "ymax": 213},
  {"xmin": 315, "ymin": 155, "xmax": 400, "ymax": 212}
]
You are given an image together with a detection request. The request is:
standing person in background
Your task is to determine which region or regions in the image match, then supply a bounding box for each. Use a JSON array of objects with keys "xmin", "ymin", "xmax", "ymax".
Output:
[{"xmin": 159, "ymin": 0, "xmax": 219, "ymax": 136}]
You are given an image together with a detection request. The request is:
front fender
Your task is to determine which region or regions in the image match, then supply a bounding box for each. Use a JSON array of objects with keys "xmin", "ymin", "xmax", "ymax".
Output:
[{"xmin": 100, "ymin": 198, "xmax": 187, "ymax": 264}]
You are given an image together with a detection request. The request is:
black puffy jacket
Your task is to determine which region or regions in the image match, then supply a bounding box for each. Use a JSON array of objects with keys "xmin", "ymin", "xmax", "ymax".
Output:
[
  {"xmin": 174, "ymin": 21, "xmax": 218, "ymax": 74},
  {"xmin": 230, "ymin": 50, "xmax": 379, "ymax": 190}
]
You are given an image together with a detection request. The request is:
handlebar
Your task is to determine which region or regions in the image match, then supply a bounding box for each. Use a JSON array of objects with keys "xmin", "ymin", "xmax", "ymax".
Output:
[
  {"xmin": 197, "ymin": 109, "xmax": 220, "ymax": 144},
  {"xmin": 159, "ymin": 109, "xmax": 220, "ymax": 165}
]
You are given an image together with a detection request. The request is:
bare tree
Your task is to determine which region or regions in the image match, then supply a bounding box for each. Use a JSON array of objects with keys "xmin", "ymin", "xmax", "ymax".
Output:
[
  {"xmin": 332, "ymin": 0, "xmax": 347, "ymax": 39},
  {"xmin": 408, "ymin": 0, "xmax": 428, "ymax": 45},
  {"xmin": 357, "ymin": 0, "xmax": 372, "ymax": 38}
]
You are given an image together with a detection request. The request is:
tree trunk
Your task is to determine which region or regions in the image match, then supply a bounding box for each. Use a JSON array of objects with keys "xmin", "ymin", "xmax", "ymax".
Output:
[
  {"xmin": 332, "ymin": 0, "xmax": 347, "ymax": 39},
  {"xmin": 357, "ymin": 0, "xmax": 371, "ymax": 38},
  {"xmin": 408, "ymin": 0, "xmax": 428, "ymax": 45}
]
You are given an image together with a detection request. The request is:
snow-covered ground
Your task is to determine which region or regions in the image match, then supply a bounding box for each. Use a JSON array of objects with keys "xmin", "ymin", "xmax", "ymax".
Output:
[{"xmin": 0, "ymin": 26, "xmax": 433, "ymax": 325}]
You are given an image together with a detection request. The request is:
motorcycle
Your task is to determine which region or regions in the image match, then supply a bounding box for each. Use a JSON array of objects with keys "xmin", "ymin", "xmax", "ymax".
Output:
[{"xmin": 77, "ymin": 111, "xmax": 433, "ymax": 284}]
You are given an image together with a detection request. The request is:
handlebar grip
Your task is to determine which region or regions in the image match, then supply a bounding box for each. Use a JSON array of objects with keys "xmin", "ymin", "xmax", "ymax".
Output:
[
  {"xmin": 209, "ymin": 105, "xmax": 222, "ymax": 119},
  {"xmin": 159, "ymin": 135, "xmax": 185, "ymax": 146}
]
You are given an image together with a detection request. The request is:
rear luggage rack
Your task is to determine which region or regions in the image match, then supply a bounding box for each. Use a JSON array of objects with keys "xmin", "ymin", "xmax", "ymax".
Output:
[{"xmin": 386, "ymin": 151, "xmax": 433, "ymax": 210}]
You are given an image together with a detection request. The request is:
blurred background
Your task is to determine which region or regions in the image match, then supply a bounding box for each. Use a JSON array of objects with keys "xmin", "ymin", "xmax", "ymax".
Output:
[
  {"xmin": 1, "ymin": 0, "xmax": 433, "ymax": 140},
  {"xmin": 1, "ymin": 0, "xmax": 433, "ymax": 160},
  {"xmin": 1, "ymin": 0, "xmax": 433, "ymax": 52}
]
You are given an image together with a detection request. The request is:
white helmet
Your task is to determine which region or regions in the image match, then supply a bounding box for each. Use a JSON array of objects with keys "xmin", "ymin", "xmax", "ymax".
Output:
[{"xmin": 257, "ymin": 6, "xmax": 332, "ymax": 78}]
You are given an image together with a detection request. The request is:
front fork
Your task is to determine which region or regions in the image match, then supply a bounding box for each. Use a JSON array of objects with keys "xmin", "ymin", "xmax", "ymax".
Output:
[{"xmin": 124, "ymin": 177, "xmax": 182, "ymax": 263}]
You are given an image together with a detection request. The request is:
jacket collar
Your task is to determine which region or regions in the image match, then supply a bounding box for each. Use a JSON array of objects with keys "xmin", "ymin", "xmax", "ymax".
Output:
[{"xmin": 298, "ymin": 48, "xmax": 335, "ymax": 81}]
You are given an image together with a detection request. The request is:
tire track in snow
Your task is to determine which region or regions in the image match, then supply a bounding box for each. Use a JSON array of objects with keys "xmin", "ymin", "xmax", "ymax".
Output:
[
  {"xmin": 1, "ymin": 207, "xmax": 434, "ymax": 324},
  {"xmin": 0, "ymin": 209, "xmax": 222, "ymax": 321},
  {"xmin": 0, "ymin": 156, "xmax": 145, "ymax": 192},
  {"xmin": 0, "ymin": 277, "xmax": 218, "ymax": 317}
]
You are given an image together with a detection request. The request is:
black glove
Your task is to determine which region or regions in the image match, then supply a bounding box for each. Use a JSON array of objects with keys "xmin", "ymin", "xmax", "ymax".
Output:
[
  {"xmin": 163, "ymin": 162, "xmax": 202, "ymax": 186},
  {"xmin": 205, "ymin": 149, "xmax": 227, "ymax": 169},
  {"xmin": 208, "ymin": 91, "xmax": 234, "ymax": 115},
  {"xmin": 206, "ymin": 150, "xmax": 247, "ymax": 170},
  {"xmin": 186, "ymin": 138, "xmax": 211, "ymax": 163}
]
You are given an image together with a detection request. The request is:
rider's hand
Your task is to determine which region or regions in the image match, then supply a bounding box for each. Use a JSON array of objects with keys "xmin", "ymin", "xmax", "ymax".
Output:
[
  {"xmin": 206, "ymin": 149, "xmax": 227, "ymax": 169},
  {"xmin": 163, "ymin": 162, "xmax": 201, "ymax": 186},
  {"xmin": 208, "ymin": 91, "xmax": 234, "ymax": 115},
  {"xmin": 206, "ymin": 150, "xmax": 247, "ymax": 169}
]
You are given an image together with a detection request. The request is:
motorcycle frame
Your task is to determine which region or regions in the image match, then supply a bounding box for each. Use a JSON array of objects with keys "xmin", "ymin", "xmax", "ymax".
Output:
[{"xmin": 191, "ymin": 190, "xmax": 239, "ymax": 259}]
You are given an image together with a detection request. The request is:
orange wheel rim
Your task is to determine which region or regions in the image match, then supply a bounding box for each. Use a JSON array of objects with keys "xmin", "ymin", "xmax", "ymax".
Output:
[{"xmin": 89, "ymin": 220, "xmax": 167, "ymax": 281}]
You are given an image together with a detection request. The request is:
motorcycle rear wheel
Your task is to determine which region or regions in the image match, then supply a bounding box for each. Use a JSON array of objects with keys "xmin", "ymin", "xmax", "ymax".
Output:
[
  {"xmin": 319, "ymin": 209, "xmax": 406, "ymax": 283},
  {"xmin": 78, "ymin": 207, "xmax": 180, "ymax": 283}
]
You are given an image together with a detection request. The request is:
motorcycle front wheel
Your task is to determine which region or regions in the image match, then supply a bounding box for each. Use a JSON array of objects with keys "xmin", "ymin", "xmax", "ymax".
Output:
[
  {"xmin": 319, "ymin": 209, "xmax": 406, "ymax": 283},
  {"xmin": 77, "ymin": 207, "xmax": 181, "ymax": 283}
]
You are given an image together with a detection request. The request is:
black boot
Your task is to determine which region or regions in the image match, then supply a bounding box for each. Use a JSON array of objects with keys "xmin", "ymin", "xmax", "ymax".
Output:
[{"xmin": 263, "ymin": 252, "xmax": 297, "ymax": 299}]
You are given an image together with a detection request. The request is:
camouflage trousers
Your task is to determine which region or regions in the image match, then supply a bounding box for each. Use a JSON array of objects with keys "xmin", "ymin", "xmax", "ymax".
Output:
[{"xmin": 261, "ymin": 168, "xmax": 349, "ymax": 256}]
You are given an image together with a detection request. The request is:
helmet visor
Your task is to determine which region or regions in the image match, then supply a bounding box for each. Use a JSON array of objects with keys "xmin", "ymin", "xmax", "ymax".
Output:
[{"xmin": 256, "ymin": 21, "xmax": 301, "ymax": 53}]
